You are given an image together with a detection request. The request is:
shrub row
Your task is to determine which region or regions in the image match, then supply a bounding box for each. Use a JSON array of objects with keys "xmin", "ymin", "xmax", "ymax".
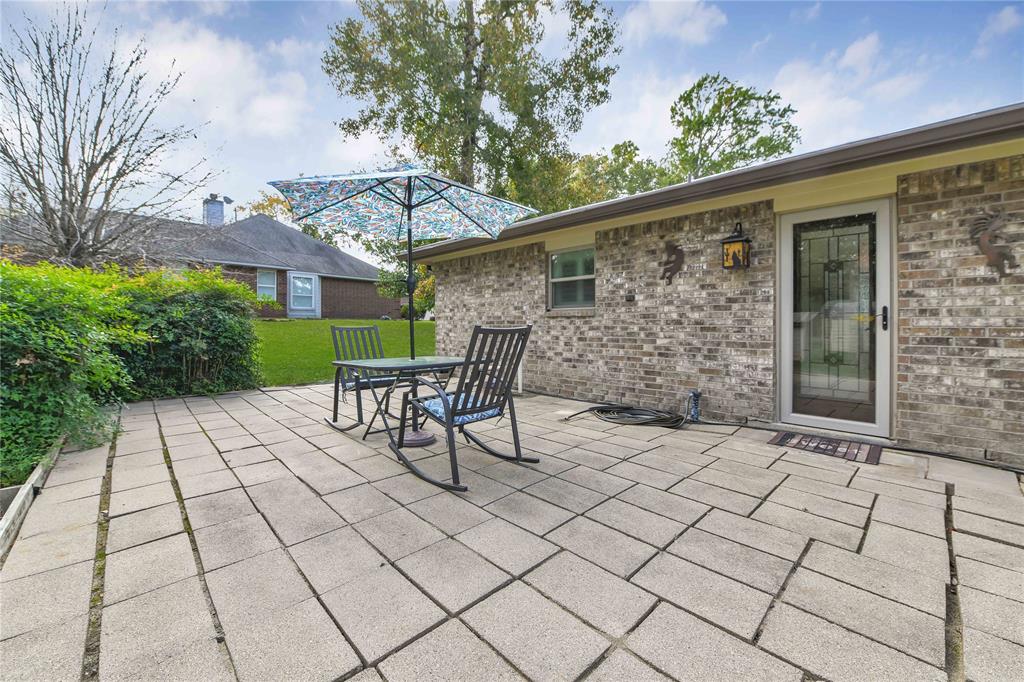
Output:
[{"xmin": 0, "ymin": 262, "xmax": 263, "ymax": 486}]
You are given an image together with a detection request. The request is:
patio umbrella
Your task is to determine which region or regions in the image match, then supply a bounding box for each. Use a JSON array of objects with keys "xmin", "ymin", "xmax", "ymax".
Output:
[{"xmin": 269, "ymin": 163, "xmax": 536, "ymax": 358}]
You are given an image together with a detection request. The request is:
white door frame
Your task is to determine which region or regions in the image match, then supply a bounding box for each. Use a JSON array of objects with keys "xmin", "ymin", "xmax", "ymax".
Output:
[
  {"xmin": 779, "ymin": 199, "xmax": 892, "ymax": 437},
  {"xmin": 287, "ymin": 271, "xmax": 320, "ymax": 318}
]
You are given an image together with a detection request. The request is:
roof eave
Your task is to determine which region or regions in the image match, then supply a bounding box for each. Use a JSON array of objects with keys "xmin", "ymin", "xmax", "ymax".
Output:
[{"xmin": 413, "ymin": 103, "xmax": 1024, "ymax": 261}]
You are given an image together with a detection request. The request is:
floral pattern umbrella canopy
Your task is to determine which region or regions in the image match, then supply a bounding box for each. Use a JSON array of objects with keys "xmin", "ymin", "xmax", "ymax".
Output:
[
  {"xmin": 269, "ymin": 163, "xmax": 536, "ymax": 241},
  {"xmin": 269, "ymin": 163, "xmax": 536, "ymax": 362}
]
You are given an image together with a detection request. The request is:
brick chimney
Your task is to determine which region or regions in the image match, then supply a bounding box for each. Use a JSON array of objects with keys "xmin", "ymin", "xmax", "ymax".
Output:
[{"xmin": 202, "ymin": 193, "xmax": 233, "ymax": 226}]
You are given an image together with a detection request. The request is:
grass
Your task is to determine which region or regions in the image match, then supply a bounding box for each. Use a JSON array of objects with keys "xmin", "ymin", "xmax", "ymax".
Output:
[{"xmin": 256, "ymin": 318, "xmax": 436, "ymax": 386}]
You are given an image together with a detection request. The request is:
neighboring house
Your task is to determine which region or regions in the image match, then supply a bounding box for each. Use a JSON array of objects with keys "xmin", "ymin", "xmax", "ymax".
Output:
[
  {"xmin": 0, "ymin": 199, "xmax": 401, "ymax": 320},
  {"xmin": 189, "ymin": 207, "xmax": 400, "ymax": 319},
  {"xmin": 416, "ymin": 104, "xmax": 1024, "ymax": 467}
]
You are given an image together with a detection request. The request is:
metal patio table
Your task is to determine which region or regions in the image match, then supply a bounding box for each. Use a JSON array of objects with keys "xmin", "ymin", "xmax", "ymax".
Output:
[{"xmin": 331, "ymin": 355, "xmax": 464, "ymax": 449}]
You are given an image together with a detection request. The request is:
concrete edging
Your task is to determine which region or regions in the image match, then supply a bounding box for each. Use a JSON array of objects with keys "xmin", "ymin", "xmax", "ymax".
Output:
[{"xmin": 0, "ymin": 436, "xmax": 64, "ymax": 560}]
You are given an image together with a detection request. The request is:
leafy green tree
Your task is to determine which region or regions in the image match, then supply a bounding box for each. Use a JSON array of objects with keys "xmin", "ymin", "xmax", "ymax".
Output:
[
  {"xmin": 322, "ymin": 0, "xmax": 620, "ymax": 193},
  {"xmin": 665, "ymin": 73, "xmax": 800, "ymax": 182},
  {"xmin": 504, "ymin": 141, "xmax": 668, "ymax": 213}
]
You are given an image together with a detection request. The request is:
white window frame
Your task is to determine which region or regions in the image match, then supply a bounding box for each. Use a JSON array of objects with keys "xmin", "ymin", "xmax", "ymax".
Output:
[
  {"xmin": 548, "ymin": 246, "xmax": 596, "ymax": 310},
  {"xmin": 287, "ymin": 271, "xmax": 320, "ymax": 318},
  {"xmin": 256, "ymin": 269, "xmax": 277, "ymax": 301}
]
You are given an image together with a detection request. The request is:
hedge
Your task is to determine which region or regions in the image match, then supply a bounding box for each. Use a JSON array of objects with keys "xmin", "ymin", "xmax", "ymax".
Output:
[{"xmin": 0, "ymin": 262, "xmax": 262, "ymax": 487}]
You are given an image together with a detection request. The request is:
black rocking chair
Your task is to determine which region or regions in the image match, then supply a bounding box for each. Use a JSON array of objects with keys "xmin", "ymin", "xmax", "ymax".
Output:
[
  {"xmin": 394, "ymin": 325, "xmax": 535, "ymax": 492},
  {"xmin": 324, "ymin": 325, "xmax": 398, "ymax": 434}
]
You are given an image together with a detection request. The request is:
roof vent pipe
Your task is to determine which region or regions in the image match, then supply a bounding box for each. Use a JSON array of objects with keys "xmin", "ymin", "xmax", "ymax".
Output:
[{"xmin": 203, "ymin": 193, "xmax": 233, "ymax": 226}]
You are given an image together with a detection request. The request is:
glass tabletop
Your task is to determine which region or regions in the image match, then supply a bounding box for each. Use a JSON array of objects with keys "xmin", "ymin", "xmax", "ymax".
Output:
[{"xmin": 335, "ymin": 355, "xmax": 465, "ymax": 372}]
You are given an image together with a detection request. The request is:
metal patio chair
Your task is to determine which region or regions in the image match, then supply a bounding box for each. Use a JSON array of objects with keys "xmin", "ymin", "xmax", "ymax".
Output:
[
  {"xmin": 394, "ymin": 325, "xmax": 535, "ymax": 491},
  {"xmin": 325, "ymin": 325, "xmax": 397, "ymax": 433}
]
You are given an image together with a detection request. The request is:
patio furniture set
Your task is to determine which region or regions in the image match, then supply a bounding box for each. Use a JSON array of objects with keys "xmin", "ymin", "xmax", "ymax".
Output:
[{"xmin": 326, "ymin": 323, "xmax": 535, "ymax": 492}]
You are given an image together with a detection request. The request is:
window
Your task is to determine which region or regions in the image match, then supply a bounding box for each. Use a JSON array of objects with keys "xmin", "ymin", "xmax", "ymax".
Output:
[
  {"xmin": 290, "ymin": 274, "xmax": 315, "ymax": 310},
  {"xmin": 256, "ymin": 270, "xmax": 277, "ymax": 301},
  {"xmin": 549, "ymin": 247, "xmax": 595, "ymax": 309}
]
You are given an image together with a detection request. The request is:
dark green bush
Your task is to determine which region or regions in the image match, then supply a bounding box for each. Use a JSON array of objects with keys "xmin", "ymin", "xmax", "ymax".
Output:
[
  {"xmin": 116, "ymin": 269, "xmax": 263, "ymax": 399},
  {"xmin": 0, "ymin": 263, "xmax": 262, "ymax": 486},
  {"xmin": 0, "ymin": 263, "xmax": 144, "ymax": 486}
]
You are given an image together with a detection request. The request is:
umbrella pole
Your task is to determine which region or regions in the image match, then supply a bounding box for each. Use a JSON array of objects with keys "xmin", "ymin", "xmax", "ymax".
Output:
[
  {"xmin": 405, "ymin": 180, "xmax": 416, "ymax": 361},
  {"xmin": 406, "ymin": 222, "xmax": 415, "ymax": 360}
]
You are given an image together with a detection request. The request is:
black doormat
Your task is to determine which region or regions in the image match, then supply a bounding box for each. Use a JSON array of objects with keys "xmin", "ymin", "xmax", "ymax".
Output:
[{"xmin": 767, "ymin": 432, "xmax": 882, "ymax": 465}]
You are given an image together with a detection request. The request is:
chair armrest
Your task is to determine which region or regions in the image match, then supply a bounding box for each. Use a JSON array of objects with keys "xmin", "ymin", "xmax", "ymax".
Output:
[{"xmin": 408, "ymin": 376, "xmax": 454, "ymax": 419}]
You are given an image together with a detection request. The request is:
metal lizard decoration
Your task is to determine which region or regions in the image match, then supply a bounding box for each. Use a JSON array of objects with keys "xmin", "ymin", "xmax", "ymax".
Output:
[
  {"xmin": 970, "ymin": 210, "xmax": 1019, "ymax": 277},
  {"xmin": 660, "ymin": 241, "xmax": 685, "ymax": 284}
]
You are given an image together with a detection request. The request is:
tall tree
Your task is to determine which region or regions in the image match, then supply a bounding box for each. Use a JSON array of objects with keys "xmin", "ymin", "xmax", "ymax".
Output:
[
  {"xmin": 665, "ymin": 73, "xmax": 800, "ymax": 183},
  {"xmin": 505, "ymin": 141, "xmax": 668, "ymax": 213},
  {"xmin": 322, "ymin": 0, "xmax": 619, "ymax": 194},
  {"xmin": 0, "ymin": 7, "xmax": 213, "ymax": 266}
]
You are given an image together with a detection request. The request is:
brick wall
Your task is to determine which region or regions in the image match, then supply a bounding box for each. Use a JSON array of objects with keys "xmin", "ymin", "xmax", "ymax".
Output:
[
  {"xmin": 321, "ymin": 276, "xmax": 401, "ymax": 319},
  {"xmin": 219, "ymin": 265, "xmax": 286, "ymax": 318},
  {"xmin": 434, "ymin": 200, "xmax": 776, "ymax": 421},
  {"xmin": 895, "ymin": 154, "xmax": 1024, "ymax": 466}
]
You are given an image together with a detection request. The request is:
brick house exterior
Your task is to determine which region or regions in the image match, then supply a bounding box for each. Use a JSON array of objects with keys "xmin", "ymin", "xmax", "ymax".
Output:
[
  {"xmin": 421, "ymin": 107, "xmax": 1024, "ymax": 466},
  {"xmin": 191, "ymin": 214, "xmax": 400, "ymax": 319}
]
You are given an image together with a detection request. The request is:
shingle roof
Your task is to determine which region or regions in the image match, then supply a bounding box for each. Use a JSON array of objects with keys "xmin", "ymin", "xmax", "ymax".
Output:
[{"xmin": 192, "ymin": 214, "xmax": 379, "ymax": 280}]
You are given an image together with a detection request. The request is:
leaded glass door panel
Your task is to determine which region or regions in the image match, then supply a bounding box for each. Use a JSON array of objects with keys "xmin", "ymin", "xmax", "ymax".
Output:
[{"xmin": 780, "ymin": 200, "xmax": 891, "ymax": 437}]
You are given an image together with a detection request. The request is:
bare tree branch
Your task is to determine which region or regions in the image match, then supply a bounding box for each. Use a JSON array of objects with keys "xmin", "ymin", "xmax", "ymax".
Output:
[{"xmin": 0, "ymin": 5, "xmax": 217, "ymax": 267}]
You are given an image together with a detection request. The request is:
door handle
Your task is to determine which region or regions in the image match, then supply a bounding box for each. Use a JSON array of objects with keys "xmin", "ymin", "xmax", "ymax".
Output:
[{"xmin": 880, "ymin": 305, "xmax": 888, "ymax": 331}]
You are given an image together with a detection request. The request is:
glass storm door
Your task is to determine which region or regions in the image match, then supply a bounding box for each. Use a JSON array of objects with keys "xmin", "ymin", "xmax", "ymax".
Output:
[{"xmin": 780, "ymin": 200, "xmax": 891, "ymax": 437}]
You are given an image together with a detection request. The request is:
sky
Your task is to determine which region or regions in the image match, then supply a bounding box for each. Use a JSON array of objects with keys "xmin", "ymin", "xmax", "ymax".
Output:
[{"xmin": 3, "ymin": 1, "xmax": 1022, "ymax": 263}]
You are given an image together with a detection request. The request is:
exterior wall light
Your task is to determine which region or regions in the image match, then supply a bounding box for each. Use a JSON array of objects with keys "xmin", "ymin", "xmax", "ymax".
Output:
[{"xmin": 721, "ymin": 222, "xmax": 751, "ymax": 269}]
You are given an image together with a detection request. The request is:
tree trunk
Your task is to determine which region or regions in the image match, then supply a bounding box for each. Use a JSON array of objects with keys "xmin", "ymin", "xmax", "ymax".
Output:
[{"xmin": 458, "ymin": 0, "xmax": 477, "ymax": 186}]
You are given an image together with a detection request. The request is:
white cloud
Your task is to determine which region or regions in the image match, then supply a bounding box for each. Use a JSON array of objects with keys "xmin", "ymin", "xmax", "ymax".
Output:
[
  {"xmin": 750, "ymin": 33, "xmax": 772, "ymax": 53},
  {"xmin": 137, "ymin": 19, "xmax": 312, "ymax": 141},
  {"xmin": 838, "ymin": 32, "xmax": 881, "ymax": 83},
  {"xmin": 573, "ymin": 69, "xmax": 698, "ymax": 159},
  {"xmin": 869, "ymin": 72, "xmax": 925, "ymax": 100},
  {"xmin": 791, "ymin": 2, "xmax": 822, "ymax": 23},
  {"xmin": 972, "ymin": 5, "xmax": 1023, "ymax": 59},
  {"xmin": 621, "ymin": 1, "xmax": 727, "ymax": 47},
  {"xmin": 772, "ymin": 31, "xmax": 929, "ymax": 149}
]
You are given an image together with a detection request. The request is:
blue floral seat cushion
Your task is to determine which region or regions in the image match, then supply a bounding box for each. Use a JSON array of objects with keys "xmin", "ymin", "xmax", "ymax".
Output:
[
  {"xmin": 421, "ymin": 394, "xmax": 502, "ymax": 425},
  {"xmin": 342, "ymin": 375, "xmax": 397, "ymax": 391}
]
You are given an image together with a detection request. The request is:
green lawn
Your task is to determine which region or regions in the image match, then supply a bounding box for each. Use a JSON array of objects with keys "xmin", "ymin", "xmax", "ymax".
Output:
[{"xmin": 256, "ymin": 318, "xmax": 436, "ymax": 386}]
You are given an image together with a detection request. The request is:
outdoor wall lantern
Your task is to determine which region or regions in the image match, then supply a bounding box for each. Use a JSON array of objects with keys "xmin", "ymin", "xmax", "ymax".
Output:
[{"xmin": 721, "ymin": 222, "xmax": 752, "ymax": 269}]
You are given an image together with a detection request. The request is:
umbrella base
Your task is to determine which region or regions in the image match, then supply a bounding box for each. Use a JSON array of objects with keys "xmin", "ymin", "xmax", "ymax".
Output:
[{"xmin": 402, "ymin": 429, "xmax": 437, "ymax": 447}]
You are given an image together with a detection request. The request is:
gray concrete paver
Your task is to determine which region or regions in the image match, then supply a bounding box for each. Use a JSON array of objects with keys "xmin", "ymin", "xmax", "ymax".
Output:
[
  {"xmin": 104, "ymin": 532, "xmax": 197, "ymax": 605},
  {"xmin": 524, "ymin": 551, "xmax": 657, "ymax": 637},
  {"xmin": 321, "ymin": 564, "xmax": 445, "ymax": 664},
  {"xmin": 758, "ymin": 603, "xmax": 945, "ymax": 682},
  {"xmin": 396, "ymin": 538, "xmax": 510, "ymax": 613},
  {"xmin": 354, "ymin": 507, "xmax": 446, "ymax": 561},
  {"xmin": 324, "ymin": 483, "xmax": 401, "ymax": 523},
  {"xmin": 546, "ymin": 516, "xmax": 655, "ymax": 578},
  {"xmin": 455, "ymin": 518, "xmax": 557, "ymax": 576},
  {"xmin": 462, "ymin": 581, "xmax": 609, "ymax": 682},
  {"xmin": 587, "ymin": 649, "xmax": 670, "ymax": 682},
  {"xmin": 379, "ymin": 619, "xmax": 521, "ymax": 682},
  {"xmin": 752, "ymin": 501, "xmax": 863, "ymax": 550},
  {"xmin": 781, "ymin": 568, "xmax": 946, "ymax": 667},
  {"xmin": 627, "ymin": 602, "xmax": 800, "ymax": 682},
  {"xmin": 668, "ymin": 527, "xmax": 792, "ymax": 593},
  {"xmin": 0, "ymin": 560, "xmax": 93, "ymax": 639},
  {"xmin": 963, "ymin": 627, "xmax": 1024, "ymax": 682},
  {"xmin": 959, "ymin": 586, "xmax": 1024, "ymax": 645},
  {"xmin": 106, "ymin": 503, "xmax": 183, "ymax": 553},
  {"xmin": 99, "ymin": 576, "xmax": 233, "ymax": 682},
  {"xmin": 485, "ymin": 490, "xmax": 574, "ymax": 535},
  {"xmin": 802, "ymin": 542, "xmax": 947, "ymax": 617},
  {"xmin": 0, "ymin": 615, "xmax": 87, "ymax": 681},
  {"xmin": 632, "ymin": 552, "xmax": 772, "ymax": 639},
  {"xmin": 584, "ymin": 498, "xmax": 685, "ymax": 547},
  {"xmin": 407, "ymin": 491, "xmax": 493, "ymax": 535}
]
